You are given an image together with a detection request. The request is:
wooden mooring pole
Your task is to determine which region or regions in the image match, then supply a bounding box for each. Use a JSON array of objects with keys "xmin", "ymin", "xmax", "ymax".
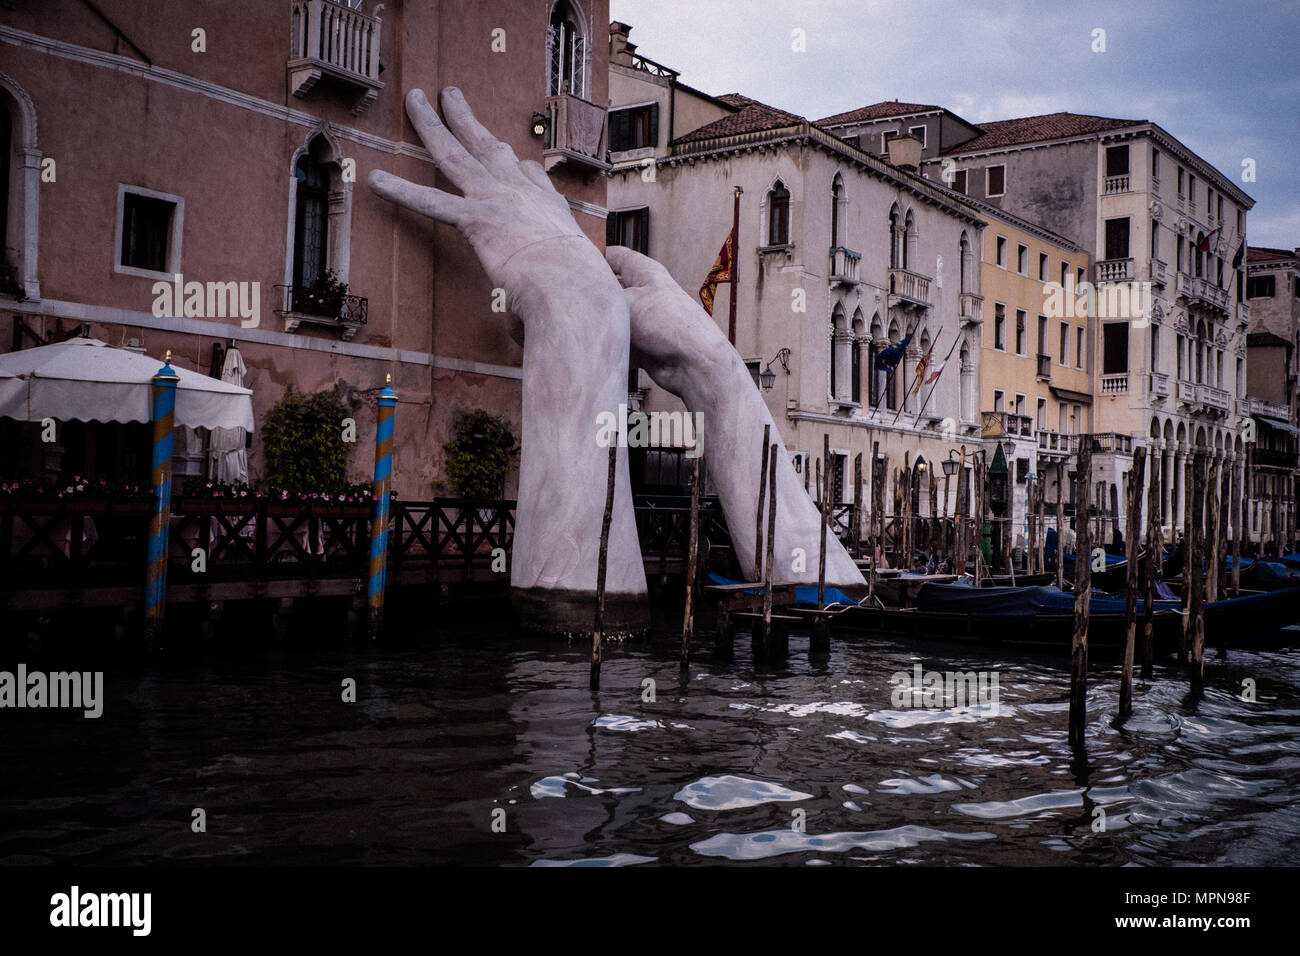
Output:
[
  {"xmin": 681, "ymin": 453, "xmax": 702, "ymax": 669},
  {"xmin": 754, "ymin": 424, "xmax": 770, "ymax": 581},
  {"xmin": 366, "ymin": 375, "xmax": 398, "ymax": 641},
  {"xmin": 1142, "ymin": 447, "xmax": 1162, "ymax": 680},
  {"xmin": 1069, "ymin": 438, "xmax": 1093, "ymax": 748},
  {"xmin": 819, "ymin": 434, "xmax": 830, "ymax": 608},
  {"xmin": 1120, "ymin": 446, "xmax": 1145, "ymax": 719},
  {"xmin": 1056, "ymin": 461, "xmax": 1066, "ymax": 591},
  {"xmin": 761, "ymin": 446, "xmax": 778, "ymax": 651},
  {"xmin": 591, "ymin": 440, "xmax": 617, "ymax": 691},
  {"xmin": 144, "ymin": 352, "xmax": 180, "ymax": 646},
  {"xmin": 1189, "ymin": 451, "xmax": 1208, "ymax": 696},
  {"xmin": 853, "ymin": 452, "xmax": 863, "ymax": 559}
]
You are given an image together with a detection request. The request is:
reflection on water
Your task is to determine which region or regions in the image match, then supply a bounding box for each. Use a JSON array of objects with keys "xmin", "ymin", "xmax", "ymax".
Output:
[{"xmin": 2, "ymin": 618, "xmax": 1299, "ymax": 866}]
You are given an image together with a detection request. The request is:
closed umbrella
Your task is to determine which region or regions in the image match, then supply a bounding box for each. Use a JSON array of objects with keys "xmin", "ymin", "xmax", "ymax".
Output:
[{"xmin": 209, "ymin": 345, "xmax": 249, "ymax": 483}]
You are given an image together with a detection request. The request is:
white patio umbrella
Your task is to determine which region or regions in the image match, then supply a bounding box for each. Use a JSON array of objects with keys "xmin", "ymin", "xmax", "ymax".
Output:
[
  {"xmin": 0, "ymin": 337, "xmax": 254, "ymax": 431},
  {"xmin": 208, "ymin": 344, "xmax": 249, "ymax": 483}
]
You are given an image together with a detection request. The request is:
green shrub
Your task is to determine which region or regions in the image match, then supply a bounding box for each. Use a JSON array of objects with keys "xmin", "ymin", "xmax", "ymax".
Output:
[
  {"xmin": 262, "ymin": 386, "xmax": 351, "ymax": 494},
  {"xmin": 443, "ymin": 409, "xmax": 518, "ymax": 499}
]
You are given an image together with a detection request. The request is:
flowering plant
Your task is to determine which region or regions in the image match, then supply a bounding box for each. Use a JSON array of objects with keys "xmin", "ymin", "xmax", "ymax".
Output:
[
  {"xmin": 294, "ymin": 269, "xmax": 349, "ymax": 317},
  {"xmin": 0, "ymin": 476, "xmax": 149, "ymax": 502}
]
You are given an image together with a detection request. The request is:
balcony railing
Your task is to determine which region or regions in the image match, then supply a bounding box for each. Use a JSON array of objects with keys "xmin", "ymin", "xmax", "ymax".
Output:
[
  {"xmin": 1177, "ymin": 378, "xmax": 1196, "ymax": 404},
  {"xmin": 1103, "ymin": 174, "xmax": 1130, "ymax": 194},
  {"xmin": 1149, "ymin": 370, "xmax": 1170, "ymax": 397},
  {"xmin": 1086, "ymin": 433, "xmax": 1133, "ymax": 455},
  {"xmin": 981, "ymin": 410, "xmax": 1034, "ymax": 439},
  {"xmin": 542, "ymin": 92, "xmax": 609, "ymax": 173},
  {"xmin": 1239, "ymin": 302, "xmax": 1251, "ymax": 326},
  {"xmin": 1149, "ymin": 258, "xmax": 1168, "ymax": 287},
  {"xmin": 1100, "ymin": 372, "xmax": 1128, "ymax": 395},
  {"xmin": 1241, "ymin": 395, "xmax": 1290, "ymax": 420},
  {"xmin": 288, "ymin": 0, "xmax": 383, "ymax": 114},
  {"xmin": 1253, "ymin": 447, "xmax": 1300, "ymax": 469},
  {"xmin": 1196, "ymin": 383, "xmax": 1231, "ymax": 412},
  {"xmin": 276, "ymin": 284, "xmax": 369, "ymax": 341},
  {"xmin": 888, "ymin": 267, "xmax": 931, "ymax": 308},
  {"xmin": 829, "ymin": 245, "xmax": 861, "ymax": 284},
  {"xmin": 1096, "ymin": 258, "xmax": 1133, "ymax": 283},
  {"xmin": 959, "ymin": 292, "xmax": 983, "ymax": 325},
  {"xmin": 1177, "ymin": 272, "xmax": 1230, "ymax": 313},
  {"xmin": 1036, "ymin": 353, "xmax": 1051, "ymax": 380},
  {"xmin": 1036, "ymin": 429, "xmax": 1073, "ymax": 457}
]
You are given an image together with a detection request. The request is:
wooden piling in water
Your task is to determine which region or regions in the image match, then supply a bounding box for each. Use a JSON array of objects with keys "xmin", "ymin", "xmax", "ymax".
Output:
[
  {"xmin": 819, "ymin": 434, "xmax": 830, "ymax": 608},
  {"xmin": 1120, "ymin": 447, "xmax": 1146, "ymax": 719},
  {"xmin": 681, "ymin": 453, "xmax": 701, "ymax": 668},
  {"xmin": 1056, "ymin": 461, "xmax": 1066, "ymax": 591},
  {"xmin": 754, "ymin": 425, "xmax": 770, "ymax": 582},
  {"xmin": 1205, "ymin": 456, "xmax": 1221, "ymax": 605},
  {"xmin": 1069, "ymin": 438, "xmax": 1093, "ymax": 748},
  {"xmin": 1180, "ymin": 455, "xmax": 1194, "ymax": 662},
  {"xmin": 853, "ymin": 452, "xmax": 863, "ymax": 559},
  {"xmin": 1230, "ymin": 453, "xmax": 1241, "ymax": 598},
  {"xmin": 762, "ymin": 446, "xmax": 778, "ymax": 650},
  {"xmin": 1189, "ymin": 451, "xmax": 1208, "ymax": 696},
  {"xmin": 591, "ymin": 440, "xmax": 617, "ymax": 691},
  {"xmin": 1142, "ymin": 447, "xmax": 1162, "ymax": 680}
]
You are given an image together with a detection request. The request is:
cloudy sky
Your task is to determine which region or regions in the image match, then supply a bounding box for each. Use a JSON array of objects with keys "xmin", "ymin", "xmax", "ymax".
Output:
[{"xmin": 610, "ymin": 0, "xmax": 1299, "ymax": 250}]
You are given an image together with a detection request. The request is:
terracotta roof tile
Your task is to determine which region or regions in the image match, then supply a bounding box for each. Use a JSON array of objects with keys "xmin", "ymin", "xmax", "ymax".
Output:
[
  {"xmin": 817, "ymin": 101, "xmax": 943, "ymax": 126},
  {"xmin": 1247, "ymin": 246, "xmax": 1298, "ymax": 262},
  {"xmin": 673, "ymin": 93, "xmax": 808, "ymax": 145},
  {"xmin": 942, "ymin": 111, "xmax": 1144, "ymax": 154}
]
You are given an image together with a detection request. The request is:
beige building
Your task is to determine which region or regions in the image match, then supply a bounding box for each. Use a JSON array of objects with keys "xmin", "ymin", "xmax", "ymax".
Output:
[{"xmin": 968, "ymin": 197, "xmax": 1091, "ymax": 556}]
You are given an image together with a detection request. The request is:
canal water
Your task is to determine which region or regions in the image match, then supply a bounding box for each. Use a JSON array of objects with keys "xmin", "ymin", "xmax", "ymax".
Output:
[{"xmin": 3, "ymin": 606, "xmax": 1299, "ymax": 866}]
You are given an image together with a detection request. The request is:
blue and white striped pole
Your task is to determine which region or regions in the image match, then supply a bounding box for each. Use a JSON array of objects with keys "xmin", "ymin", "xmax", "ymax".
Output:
[
  {"xmin": 367, "ymin": 374, "xmax": 397, "ymax": 639},
  {"xmin": 144, "ymin": 350, "xmax": 180, "ymax": 644}
]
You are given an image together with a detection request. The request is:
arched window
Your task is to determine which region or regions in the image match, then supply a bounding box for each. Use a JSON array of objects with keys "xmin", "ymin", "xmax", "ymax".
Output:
[
  {"xmin": 868, "ymin": 314, "xmax": 883, "ymax": 407},
  {"xmin": 0, "ymin": 73, "xmax": 39, "ymax": 300},
  {"xmin": 959, "ymin": 232, "xmax": 971, "ymax": 294},
  {"xmin": 960, "ymin": 342, "xmax": 972, "ymax": 422},
  {"xmin": 768, "ymin": 180, "xmax": 790, "ymax": 245},
  {"xmin": 903, "ymin": 209, "xmax": 915, "ymax": 270},
  {"xmin": 830, "ymin": 174, "xmax": 843, "ymax": 247},
  {"xmin": 851, "ymin": 310, "xmax": 865, "ymax": 404},
  {"xmin": 1194, "ymin": 232, "xmax": 1205, "ymax": 278},
  {"xmin": 885, "ymin": 319, "xmax": 901, "ymax": 411},
  {"xmin": 888, "ymin": 205, "xmax": 900, "ymax": 268},
  {"xmin": 547, "ymin": 1, "xmax": 588, "ymax": 98},
  {"xmin": 1195, "ymin": 320, "xmax": 1206, "ymax": 383},
  {"xmin": 830, "ymin": 304, "xmax": 846, "ymax": 401},
  {"xmin": 293, "ymin": 149, "xmax": 330, "ymax": 291}
]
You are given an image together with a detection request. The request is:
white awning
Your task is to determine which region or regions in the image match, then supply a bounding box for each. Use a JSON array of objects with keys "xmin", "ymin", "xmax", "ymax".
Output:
[{"xmin": 0, "ymin": 338, "xmax": 255, "ymax": 432}]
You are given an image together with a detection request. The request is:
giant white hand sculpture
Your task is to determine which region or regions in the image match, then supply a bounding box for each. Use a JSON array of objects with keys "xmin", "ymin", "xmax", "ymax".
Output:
[
  {"xmin": 608, "ymin": 246, "xmax": 866, "ymax": 588},
  {"xmin": 370, "ymin": 89, "xmax": 647, "ymax": 627}
]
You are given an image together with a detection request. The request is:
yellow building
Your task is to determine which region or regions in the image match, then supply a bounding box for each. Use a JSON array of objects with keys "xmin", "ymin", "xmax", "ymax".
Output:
[{"xmin": 971, "ymin": 199, "xmax": 1092, "ymax": 562}]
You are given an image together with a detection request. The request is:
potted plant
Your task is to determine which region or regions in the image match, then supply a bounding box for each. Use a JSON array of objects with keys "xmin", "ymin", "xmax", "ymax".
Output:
[{"xmin": 294, "ymin": 268, "xmax": 348, "ymax": 318}]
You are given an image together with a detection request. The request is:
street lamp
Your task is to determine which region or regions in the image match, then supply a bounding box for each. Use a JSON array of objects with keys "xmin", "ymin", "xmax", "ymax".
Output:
[
  {"xmin": 530, "ymin": 112, "xmax": 549, "ymax": 137},
  {"xmin": 760, "ymin": 347, "xmax": 791, "ymax": 390}
]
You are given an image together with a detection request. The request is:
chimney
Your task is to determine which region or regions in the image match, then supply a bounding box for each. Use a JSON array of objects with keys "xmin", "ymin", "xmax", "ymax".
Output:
[
  {"xmin": 888, "ymin": 134, "xmax": 922, "ymax": 173},
  {"xmin": 609, "ymin": 21, "xmax": 635, "ymax": 65}
]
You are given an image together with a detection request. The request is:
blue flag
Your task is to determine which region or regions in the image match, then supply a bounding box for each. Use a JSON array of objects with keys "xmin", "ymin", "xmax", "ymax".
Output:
[{"xmin": 874, "ymin": 333, "xmax": 913, "ymax": 371}]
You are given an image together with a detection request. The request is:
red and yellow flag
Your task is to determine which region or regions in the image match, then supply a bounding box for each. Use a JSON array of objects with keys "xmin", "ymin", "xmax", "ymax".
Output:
[{"xmin": 699, "ymin": 232, "xmax": 734, "ymax": 316}]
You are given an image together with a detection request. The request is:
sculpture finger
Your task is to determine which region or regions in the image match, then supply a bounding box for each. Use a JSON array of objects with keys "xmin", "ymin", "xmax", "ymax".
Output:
[
  {"xmin": 606, "ymin": 245, "xmax": 672, "ymax": 288},
  {"xmin": 439, "ymin": 87, "xmax": 535, "ymax": 189},
  {"xmin": 369, "ymin": 170, "xmax": 468, "ymax": 227},
  {"xmin": 404, "ymin": 89, "xmax": 494, "ymax": 197}
]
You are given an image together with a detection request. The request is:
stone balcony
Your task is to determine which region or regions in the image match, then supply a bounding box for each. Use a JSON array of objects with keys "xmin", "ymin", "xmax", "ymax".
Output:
[
  {"xmin": 1149, "ymin": 370, "xmax": 1170, "ymax": 398},
  {"xmin": 1196, "ymin": 383, "xmax": 1231, "ymax": 413},
  {"xmin": 981, "ymin": 410, "xmax": 1034, "ymax": 439},
  {"xmin": 959, "ymin": 292, "xmax": 983, "ymax": 326},
  {"xmin": 1177, "ymin": 378, "xmax": 1196, "ymax": 404},
  {"xmin": 1149, "ymin": 257, "xmax": 1168, "ymax": 287},
  {"xmin": 288, "ymin": 0, "xmax": 383, "ymax": 114},
  {"xmin": 1096, "ymin": 258, "xmax": 1133, "ymax": 283},
  {"xmin": 1177, "ymin": 272, "xmax": 1230, "ymax": 315},
  {"xmin": 829, "ymin": 245, "xmax": 861, "ymax": 285},
  {"xmin": 1036, "ymin": 429, "xmax": 1073, "ymax": 459},
  {"xmin": 1100, "ymin": 372, "xmax": 1128, "ymax": 396},
  {"xmin": 1240, "ymin": 395, "xmax": 1290, "ymax": 420},
  {"xmin": 888, "ymin": 267, "xmax": 931, "ymax": 309},
  {"xmin": 1103, "ymin": 174, "xmax": 1131, "ymax": 194},
  {"xmin": 542, "ymin": 92, "xmax": 609, "ymax": 173}
]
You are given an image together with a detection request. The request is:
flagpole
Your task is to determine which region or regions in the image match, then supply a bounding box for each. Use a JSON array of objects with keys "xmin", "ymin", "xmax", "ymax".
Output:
[
  {"xmin": 728, "ymin": 185, "xmax": 742, "ymax": 346},
  {"xmin": 869, "ymin": 316, "xmax": 922, "ymax": 422},
  {"xmin": 914, "ymin": 333, "xmax": 962, "ymax": 422},
  {"xmin": 891, "ymin": 325, "xmax": 943, "ymax": 427}
]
